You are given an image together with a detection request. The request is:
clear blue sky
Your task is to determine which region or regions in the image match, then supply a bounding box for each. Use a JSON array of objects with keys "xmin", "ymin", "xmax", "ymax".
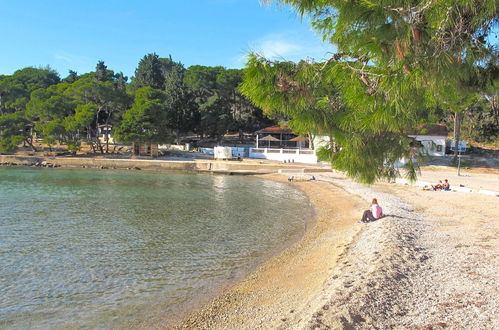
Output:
[{"xmin": 0, "ymin": 0, "xmax": 335, "ymax": 78}]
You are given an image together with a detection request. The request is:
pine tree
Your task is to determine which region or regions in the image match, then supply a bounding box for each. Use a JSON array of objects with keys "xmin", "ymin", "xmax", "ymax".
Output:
[
  {"xmin": 129, "ymin": 53, "xmax": 165, "ymax": 91},
  {"xmin": 114, "ymin": 87, "xmax": 172, "ymax": 144},
  {"xmin": 244, "ymin": 0, "xmax": 498, "ymax": 183}
]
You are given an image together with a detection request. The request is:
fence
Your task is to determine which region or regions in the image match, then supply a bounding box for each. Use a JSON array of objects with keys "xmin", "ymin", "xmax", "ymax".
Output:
[
  {"xmin": 199, "ymin": 147, "xmax": 318, "ymax": 164},
  {"xmin": 249, "ymin": 148, "xmax": 318, "ymax": 164}
]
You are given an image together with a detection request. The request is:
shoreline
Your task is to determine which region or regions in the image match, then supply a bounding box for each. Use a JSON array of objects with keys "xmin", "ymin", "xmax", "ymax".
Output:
[
  {"xmin": 169, "ymin": 170, "xmax": 498, "ymax": 329},
  {"xmin": 132, "ymin": 175, "xmax": 318, "ymax": 329},
  {"xmin": 4, "ymin": 160, "xmax": 496, "ymax": 327},
  {"xmin": 0, "ymin": 154, "xmax": 330, "ymax": 175},
  {"xmin": 169, "ymin": 174, "xmax": 366, "ymax": 329}
]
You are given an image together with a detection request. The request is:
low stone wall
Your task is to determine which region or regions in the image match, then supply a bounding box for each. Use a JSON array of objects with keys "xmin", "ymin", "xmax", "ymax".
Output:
[{"xmin": 0, "ymin": 155, "xmax": 329, "ymax": 175}]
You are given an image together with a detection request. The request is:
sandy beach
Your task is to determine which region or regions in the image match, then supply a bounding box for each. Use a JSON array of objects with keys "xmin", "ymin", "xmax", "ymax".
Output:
[{"xmin": 171, "ymin": 168, "xmax": 498, "ymax": 329}]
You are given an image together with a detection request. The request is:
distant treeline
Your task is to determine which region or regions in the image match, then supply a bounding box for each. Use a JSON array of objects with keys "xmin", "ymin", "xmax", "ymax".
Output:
[{"xmin": 0, "ymin": 53, "xmax": 274, "ymax": 153}]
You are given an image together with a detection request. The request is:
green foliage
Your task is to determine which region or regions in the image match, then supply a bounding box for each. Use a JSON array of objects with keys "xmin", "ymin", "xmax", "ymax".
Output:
[
  {"xmin": 244, "ymin": 0, "xmax": 498, "ymax": 183},
  {"xmin": 114, "ymin": 87, "xmax": 172, "ymax": 144},
  {"xmin": 185, "ymin": 65, "xmax": 271, "ymax": 139},
  {"xmin": 64, "ymin": 104, "xmax": 97, "ymax": 132},
  {"xmin": 0, "ymin": 111, "xmax": 29, "ymax": 152},
  {"xmin": 447, "ymin": 98, "xmax": 499, "ymax": 143},
  {"xmin": 0, "ymin": 67, "xmax": 60, "ymax": 114},
  {"xmin": 163, "ymin": 64, "xmax": 198, "ymax": 141},
  {"xmin": 129, "ymin": 53, "xmax": 166, "ymax": 91},
  {"xmin": 26, "ymin": 63, "xmax": 129, "ymax": 153},
  {"xmin": 38, "ymin": 120, "xmax": 65, "ymax": 146},
  {"xmin": 1, "ymin": 54, "xmax": 274, "ymax": 153},
  {"xmin": 28, "ymin": 83, "xmax": 74, "ymax": 121},
  {"xmin": 94, "ymin": 61, "xmax": 115, "ymax": 82},
  {"xmin": 63, "ymin": 70, "xmax": 79, "ymax": 84}
]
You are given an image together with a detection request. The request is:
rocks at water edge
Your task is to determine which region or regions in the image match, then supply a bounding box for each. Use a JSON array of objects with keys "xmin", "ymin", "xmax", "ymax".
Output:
[{"xmin": 0, "ymin": 161, "xmax": 60, "ymax": 168}]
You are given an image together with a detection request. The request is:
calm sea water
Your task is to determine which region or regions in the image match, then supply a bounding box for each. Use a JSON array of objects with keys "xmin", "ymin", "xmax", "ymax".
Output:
[{"xmin": 0, "ymin": 168, "xmax": 312, "ymax": 329}]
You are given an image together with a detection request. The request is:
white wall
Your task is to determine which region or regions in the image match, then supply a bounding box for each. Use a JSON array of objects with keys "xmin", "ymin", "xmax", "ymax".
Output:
[
  {"xmin": 214, "ymin": 146, "xmax": 232, "ymax": 159},
  {"xmin": 249, "ymin": 148, "xmax": 318, "ymax": 164},
  {"xmin": 409, "ymin": 135, "xmax": 446, "ymax": 157}
]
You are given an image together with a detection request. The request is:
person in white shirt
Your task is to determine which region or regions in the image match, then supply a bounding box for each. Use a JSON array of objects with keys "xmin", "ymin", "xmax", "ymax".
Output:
[{"xmin": 360, "ymin": 198, "xmax": 383, "ymax": 223}]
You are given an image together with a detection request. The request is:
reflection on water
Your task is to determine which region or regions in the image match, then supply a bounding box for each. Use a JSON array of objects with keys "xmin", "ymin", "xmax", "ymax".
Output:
[{"xmin": 0, "ymin": 168, "xmax": 311, "ymax": 328}]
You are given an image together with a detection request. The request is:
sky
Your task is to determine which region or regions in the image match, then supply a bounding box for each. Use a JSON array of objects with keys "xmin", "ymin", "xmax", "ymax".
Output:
[{"xmin": 0, "ymin": 0, "xmax": 335, "ymax": 79}]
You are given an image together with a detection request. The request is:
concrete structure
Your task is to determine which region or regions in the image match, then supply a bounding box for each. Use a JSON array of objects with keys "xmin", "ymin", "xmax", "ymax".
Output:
[
  {"xmin": 249, "ymin": 148, "xmax": 318, "ymax": 164},
  {"xmin": 0, "ymin": 155, "xmax": 329, "ymax": 175},
  {"xmin": 133, "ymin": 143, "xmax": 158, "ymax": 157},
  {"xmin": 214, "ymin": 146, "xmax": 232, "ymax": 160}
]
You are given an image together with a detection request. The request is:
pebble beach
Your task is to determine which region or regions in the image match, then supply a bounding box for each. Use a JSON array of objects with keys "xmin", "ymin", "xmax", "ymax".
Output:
[{"xmin": 170, "ymin": 169, "xmax": 498, "ymax": 329}]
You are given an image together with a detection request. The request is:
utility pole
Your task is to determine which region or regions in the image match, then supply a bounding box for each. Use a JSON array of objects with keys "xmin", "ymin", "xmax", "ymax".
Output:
[{"xmin": 457, "ymin": 149, "xmax": 462, "ymax": 176}]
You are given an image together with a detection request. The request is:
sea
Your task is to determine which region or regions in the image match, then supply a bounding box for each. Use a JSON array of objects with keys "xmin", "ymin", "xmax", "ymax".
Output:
[{"xmin": 0, "ymin": 167, "xmax": 312, "ymax": 328}]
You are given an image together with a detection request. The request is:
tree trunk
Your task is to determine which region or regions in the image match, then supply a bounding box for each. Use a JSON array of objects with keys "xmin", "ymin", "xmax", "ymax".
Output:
[
  {"xmin": 175, "ymin": 129, "xmax": 180, "ymax": 145},
  {"xmin": 95, "ymin": 108, "xmax": 104, "ymax": 154},
  {"xmin": 103, "ymin": 109, "xmax": 114, "ymax": 154},
  {"xmin": 97, "ymin": 140, "xmax": 104, "ymax": 154},
  {"xmin": 330, "ymin": 136, "xmax": 337, "ymax": 153},
  {"xmin": 26, "ymin": 136, "xmax": 37, "ymax": 152},
  {"xmin": 105, "ymin": 124, "xmax": 110, "ymax": 154},
  {"xmin": 453, "ymin": 111, "xmax": 462, "ymax": 162},
  {"xmin": 92, "ymin": 129, "xmax": 104, "ymax": 154},
  {"xmin": 308, "ymin": 133, "xmax": 314, "ymax": 150}
]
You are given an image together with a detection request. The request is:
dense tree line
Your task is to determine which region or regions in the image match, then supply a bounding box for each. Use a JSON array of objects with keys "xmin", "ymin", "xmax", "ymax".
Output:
[{"xmin": 0, "ymin": 54, "xmax": 272, "ymax": 153}]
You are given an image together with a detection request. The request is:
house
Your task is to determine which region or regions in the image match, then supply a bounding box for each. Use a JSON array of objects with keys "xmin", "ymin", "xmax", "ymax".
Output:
[
  {"xmin": 408, "ymin": 124, "xmax": 448, "ymax": 157},
  {"xmin": 132, "ymin": 142, "xmax": 158, "ymax": 157},
  {"xmin": 97, "ymin": 124, "xmax": 114, "ymax": 144}
]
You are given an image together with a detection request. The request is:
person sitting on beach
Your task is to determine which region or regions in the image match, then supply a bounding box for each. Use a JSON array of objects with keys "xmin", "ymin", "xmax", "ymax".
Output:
[
  {"xmin": 432, "ymin": 180, "xmax": 443, "ymax": 191},
  {"xmin": 442, "ymin": 179, "xmax": 450, "ymax": 191},
  {"xmin": 360, "ymin": 198, "xmax": 383, "ymax": 223},
  {"xmin": 308, "ymin": 176, "xmax": 316, "ymax": 181},
  {"xmin": 288, "ymin": 176, "xmax": 294, "ymax": 182}
]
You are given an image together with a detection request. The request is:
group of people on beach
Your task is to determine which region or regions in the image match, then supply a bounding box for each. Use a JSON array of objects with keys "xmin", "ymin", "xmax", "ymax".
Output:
[
  {"xmin": 422, "ymin": 179, "xmax": 450, "ymax": 191},
  {"xmin": 287, "ymin": 175, "xmax": 316, "ymax": 182}
]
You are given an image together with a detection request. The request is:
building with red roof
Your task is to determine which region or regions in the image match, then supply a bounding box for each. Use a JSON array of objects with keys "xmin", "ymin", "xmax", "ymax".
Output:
[{"xmin": 255, "ymin": 125, "xmax": 310, "ymax": 149}]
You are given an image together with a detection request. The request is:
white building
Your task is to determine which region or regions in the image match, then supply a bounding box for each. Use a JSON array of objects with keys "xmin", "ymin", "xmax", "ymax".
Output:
[
  {"xmin": 97, "ymin": 124, "xmax": 114, "ymax": 144},
  {"xmin": 250, "ymin": 125, "xmax": 318, "ymax": 163},
  {"xmin": 408, "ymin": 124, "xmax": 448, "ymax": 157}
]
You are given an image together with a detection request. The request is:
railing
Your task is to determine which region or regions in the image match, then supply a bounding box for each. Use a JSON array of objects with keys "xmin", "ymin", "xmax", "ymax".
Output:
[
  {"xmin": 251, "ymin": 148, "xmax": 315, "ymax": 155},
  {"xmin": 249, "ymin": 147, "xmax": 318, "ymax": 164}
]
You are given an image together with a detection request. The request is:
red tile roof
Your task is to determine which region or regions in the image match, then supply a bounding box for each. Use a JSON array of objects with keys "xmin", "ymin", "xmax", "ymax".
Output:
[
  {"xmin": 256, "ymin": 125, "xmax": 293, "ymax": 134},
  {"xmin": 409, "ymin": 124, "xmax": 448, "ymax": 136}
]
